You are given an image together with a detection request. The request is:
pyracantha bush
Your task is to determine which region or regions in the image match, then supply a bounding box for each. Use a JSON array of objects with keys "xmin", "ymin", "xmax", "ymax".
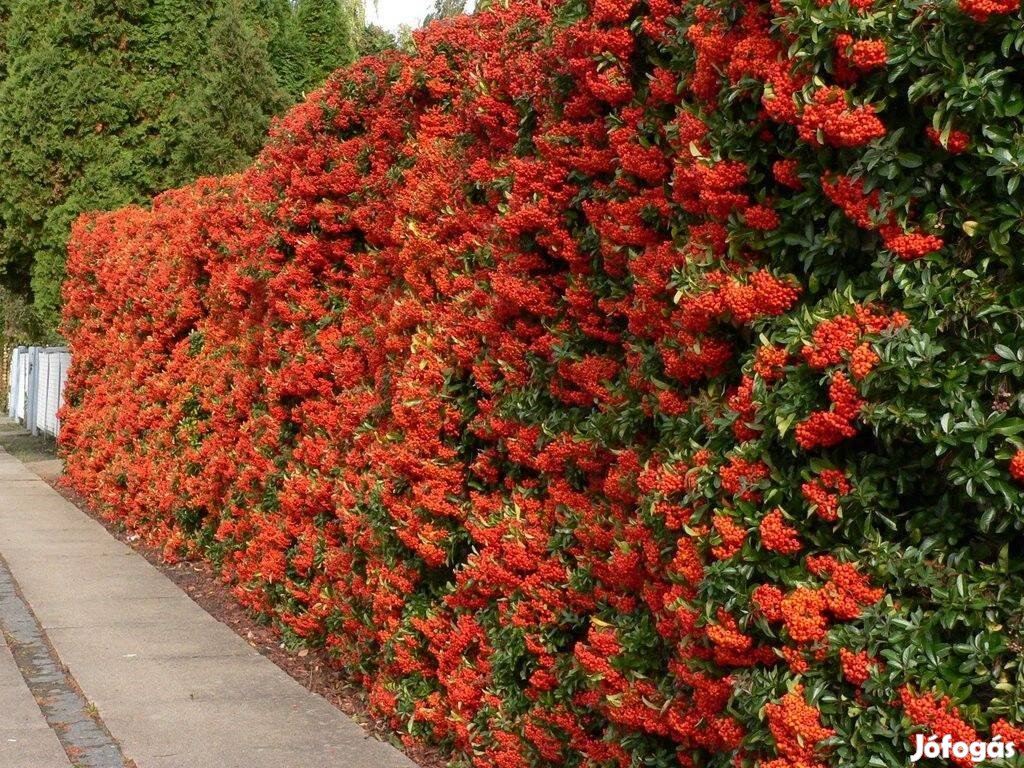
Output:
[{"xmin": 60, "ymin": 0, "xmax": 1024, "ymax": 766}]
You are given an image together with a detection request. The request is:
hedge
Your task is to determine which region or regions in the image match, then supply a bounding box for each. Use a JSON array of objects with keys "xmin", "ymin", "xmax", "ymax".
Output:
[{"xmin": 59, "ymin": 0, "xmax": 1024, "ymax": 766}]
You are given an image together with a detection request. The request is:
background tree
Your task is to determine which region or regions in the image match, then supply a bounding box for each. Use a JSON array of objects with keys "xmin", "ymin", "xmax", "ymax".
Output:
[
  {"xmin": 0, "ymin": 0, "xmax": 9, "ymax": 81},
  {"xmin": 173, "ymin": 0, "xmax": 287, "ymax": 176},
  {"xmin": 0, "ymin": 0, "xmax": 9, "ymax": 294},
  {"xmin": 296, "ymin": 0, "xmax": 360, "ymax": 89},
  {"xmin": 266, "ymin": 0, "xmax": 311, "ymax": 100},
  {"xmin": 357, "ymin": 23, "xmax": 395, "ymax": 57},
  {"xmin": 394, "ymin": 23, "xmax": 415, "ymax": 52},
  {"xmin": 0, "ymin": 289, "xmax": 51, "ymax": 345},
  {"xmin": 0, "ymin": 0, "xmax": 303, "ymax": 331},
  {"xmin": 0, "ymin": 0, "xmax": 390, "ymax": 332},
  {"xmin": 134, "ymin": 0, "xmax": 220, "ymax": 189},
  {"xmin": 0, "ymin": 287, "xmax": 52, "ymax": 411},
  {"xmin": 0, "ymin": 0, "xmax": 148, "ymax": 326}
]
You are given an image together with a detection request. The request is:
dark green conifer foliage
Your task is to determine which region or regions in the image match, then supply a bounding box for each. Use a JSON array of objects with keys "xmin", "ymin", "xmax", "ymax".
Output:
[
  {"xmin": 135, "ymin": 0, "xmax": 218, "ymax": 189},
  {"xmin": 267, "ymin": 0, "xmax": 311, "ymax": 100},
  {"xmin": 357, "ymin": 23, "xmax": 395, "ymax": 57},
  {"xmin": 0, "ymin": 0, "xmax": 298, "ymax": 327},
  {"xmin": 0, "ymin": 0, "xmax": 374, "ymax": 327},
  {"xmin": 297, "ymin": 0, "xmax": 358, "ymax": 88},
  {"xmin": 0, "ymin": 0, "xmax": 150, "ymax": 323},
  {"xmin": 0, "ymin": 0, "xmax": 9, "ymax": 81},
  {"xmin": 174, "ymin": 0, "xmax": 287, "ymax": 176},
  {"xmin": 0, "ymin": 0, "xmax": 10, "ymax": 290}
]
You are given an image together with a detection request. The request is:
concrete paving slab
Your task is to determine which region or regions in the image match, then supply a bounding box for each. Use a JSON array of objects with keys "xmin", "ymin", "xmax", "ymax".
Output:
[
  {"xmin": 0, "ymin": 488, "xmax": 93, "ymax": 511},
  {"xmin": 0, "ymin": 457, "xmax": 42, "ymax": 481},
  {"xmin": 17, "ymin": 595, "xmax": 195, "ymax": 631},
  {"xmin": 7, "ymin": 554, "xmax": 185, "ymax": 602},
  {"xmin": 0, "ymin": 731, "xmax": 72, "ymax": 768},
  {"xmin": 45, "ymin": 623, "xmax": 257, "ymax": 663},
  {"xmin": 93, "ymin": 695, "xmax": 413, "ymax": 768},
  {"xmin": 54, "ymin": 651, "xmax": 313, "ymax": 705},
  {"xmin": 136, "ymin": 743, "xmax": 405, "ymax": 768},
  {"xmin": 1, "ymin": 552, "xmax": 130, "ymax": 768},
  {"xmin": 0, "ymin": 446, "xmax": 417, "ymax": 768}
]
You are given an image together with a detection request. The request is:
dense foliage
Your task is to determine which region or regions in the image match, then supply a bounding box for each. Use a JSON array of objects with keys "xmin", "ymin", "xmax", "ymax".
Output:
[
  {"xmin": 297, "ymin": 0, "xmax": 362, "ymax": 87},
  {"xmin": 0, "ymin": 287, "xmax": 56, "ymax": 407},
  {"xmin": 0, "ymin": 0, "xmax": 369, "ymax": 332},
  {"xmin": 173, "ymin": 0, "xmax": 290, "ymax": 178},
  {"xmin": 60, "ymin": 1, "xmax": 1024, "ymax": 767}
]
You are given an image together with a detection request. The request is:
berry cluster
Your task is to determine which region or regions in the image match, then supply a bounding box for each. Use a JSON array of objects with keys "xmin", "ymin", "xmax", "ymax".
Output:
[
  {"xmin": 744, "ymin": 202, "xmax": 781, "ymax": 230},
  {"xmin": 1011, "ymin": 450, "xmax": 1024, "ymax": 483},
  {"xmin": 798, "ymin": 88, "xmax": 886, "ymax": 148},
  {"xmin": 958, "ymin": 0, "xmax": 1020, "ymax": 20},
  {"xmin": 796, "ymin": 373, "xmax": 866, "ymax": 450},
  {"xmin": 840, "ymin": 648, "xmax": 878, "ymax": 687},
  {"xmin": 763, "ymin": 685, "xmax": 835, "ymax": 768},
  {"xmin": 712, "ymin": 513, "xmax": 748, "ymax": 559},
  {"xmin": 773, "ymin": 158, "xmax": 803, "ymax": 190},
  {"xmin": 754, "ymin": 345, "xmax": 790, "ymax": 383},
  {"xmin": 821, "ymin": 173, "xmax": 944, "ymax": 257},
  {"xmin": 926, "ymin": 126, "xmax": 971, "ymax": 154},
  {"xmin": 900, "ymin": 688, "xmax": 979, "ymax": 768},
  {"xmin": 760, "ymin": 508, "xmax": 803, "ymax": 554},
  {"xmin": 880, "ymin": 225, "xmax": 945, "ymax": 260},
  {"xmin": 802, "ymin": 305, "xmax": 906, "ymax": 373},
  {"xmin": 801, "ymin": 469, "xmax": 852, "ymax": 521},
  {"xmin": 834, "ymin": 34, "xmax": 887, "ymax": 84}
]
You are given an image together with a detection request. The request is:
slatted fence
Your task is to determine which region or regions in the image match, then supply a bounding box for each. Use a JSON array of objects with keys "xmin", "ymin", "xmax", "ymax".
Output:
[{"xmin": 5, "ymin": 346, "xmax": 71, "ymax": 438}]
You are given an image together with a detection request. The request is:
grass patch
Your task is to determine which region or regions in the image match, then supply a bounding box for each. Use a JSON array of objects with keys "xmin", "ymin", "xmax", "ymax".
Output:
[{"xmin": 0, "ymin": 418, "xmax": 57, "ymax": 464}]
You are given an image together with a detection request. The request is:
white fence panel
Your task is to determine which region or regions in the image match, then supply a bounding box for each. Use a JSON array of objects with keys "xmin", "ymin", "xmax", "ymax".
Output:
[
  {"xmin": 18, "ymin": 351, "xmax": 29, "ymax": 421},
  {"xmin": 9, "ymin": 348, "xmax": 28, "ymax": 421},
  {"xmin": 7, "ymin": 350, "xmax": 18, "ymax": 419},
  {"xmin": 5, "ymin": 346, "xmax": 70, "ymax": 438}
]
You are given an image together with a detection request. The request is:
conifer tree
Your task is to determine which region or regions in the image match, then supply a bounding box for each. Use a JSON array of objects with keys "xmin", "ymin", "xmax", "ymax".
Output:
[
  {"xmin": 296, "ymin": 0, "xmax": 358, "ymax": 88},
  {"xmin": 267, "ymin": 0, "xmax": 311, "ymax": 100},
  {"xmin": 0, "ymin": 0, "xmax": 295, "ymax": 327},
  {"xmin": 174, "ymin": 0, "xmax": 287, "ymax": 176},
  {"xmin": 0, "ymin": 0, "xmax": 9, "ymax": 291},
  {"xmin": 0, "ymin": 0, "xmax": 10, "ymax": 81},
  {"xmin": 358, "ymin": 23, "xmax": 395, "ymax": 57},
  {"xmin": 424, "ymin": 0, "xmax": 467, "ymax": 24},
  {"xmin": 0, "ymin": 0, "xmax": 148, "ymax": 322},
  {"xmin": 134, "ymin": 0, "xmax": 219, "ymax": 190}
]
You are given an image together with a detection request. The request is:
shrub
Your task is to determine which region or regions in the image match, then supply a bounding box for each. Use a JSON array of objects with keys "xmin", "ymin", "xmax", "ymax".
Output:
[{"xmin": 60, "ymin": 0, "xmax": 1024, "ymax": 766}]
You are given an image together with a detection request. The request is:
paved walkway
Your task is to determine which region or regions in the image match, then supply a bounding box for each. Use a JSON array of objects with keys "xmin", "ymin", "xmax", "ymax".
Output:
[{"xmin": 0, "ymin": 445, "xmax": 415, "ymax": 768}]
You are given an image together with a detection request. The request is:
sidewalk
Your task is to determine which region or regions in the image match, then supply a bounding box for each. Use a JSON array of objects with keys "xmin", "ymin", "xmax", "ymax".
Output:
[{"xmin": 0, "ymin": 444, "xmax": 416, "ymax": 768}]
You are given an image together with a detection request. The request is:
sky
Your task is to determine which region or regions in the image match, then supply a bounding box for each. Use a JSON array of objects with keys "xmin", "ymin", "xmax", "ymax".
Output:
[{"xmin": 365, "ymin": 1, "xmax": 474, "ymax": 32}]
